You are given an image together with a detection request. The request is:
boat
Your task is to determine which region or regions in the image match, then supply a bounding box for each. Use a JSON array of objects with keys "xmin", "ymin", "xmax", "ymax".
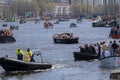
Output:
[
  {"xmin": 70, "ymin": 23, "xmax": 77, "ymax": 28},
  {"xmin": 58, "ymin": 18, "xmax": 69, "ymax": 21},
  {"xmin": 0, "ymin": 57, "xmax": 52, "ymax": 72},
  {"xmin": 73, "ymin": 52, "xmax": 99, "ymax": 61},
  {"xmin": 19, "ymin": 18, "xmax": 26, "ymax": 24},
  {"xmin": 110, "ymin": 34, "xmax": 120, "ymax": 39},
  {"xmin": 100, "ymin": 56, "xmax": 120, "ymax": 68},
  {"xmin": 53, "ymin": 33, "xmax": 79, "ymax": 44},
  {"xmin": 0, "ymin": 35, "xmax": 16, "ymax": 43},
  {"xmin": 54, "ymin": 21, "xmax": 59, "ymax": 24},
  {"xmin": 92, "ymin": 21, "xmax": 107, "ymax": 27},
  {"xmin": 110, "ymin": 68, "xmax": 120, "ymax": 80},
  {"xmin": 44, "ymin": 22, "xmax": 53, "ymax": 29},
  {"xmin": 2, "ymin": 24, "xmax": 7, "ymax": 27}
]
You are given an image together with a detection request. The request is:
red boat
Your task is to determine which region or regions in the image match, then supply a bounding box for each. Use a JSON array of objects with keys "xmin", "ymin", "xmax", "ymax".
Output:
[{"xmin": 110, "ymin": 34, "xmax": 120, "ymax": 39}]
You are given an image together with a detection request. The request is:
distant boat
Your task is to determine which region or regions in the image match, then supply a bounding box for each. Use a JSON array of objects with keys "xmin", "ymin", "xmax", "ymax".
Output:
[
  {"xmin": 53, "ymin": 33, "xmax": 79, "ymax": 44},
  {"xmin": 0, "ymin": 57, "xmax": 52, "ymax": 72},
  {"xmin": 70, "ymin": 23, "xmax": 77, "ymax": 28},
  {"xmin": 110, "ymin": 34, "xmax": 120, "ymax": 39},
  {"xmin": 110, "ymin": 68, "xmax": 120, "ymax": 80},
  {"xmin": 2, "ymin": 24, "xmax": 7, "ymax": 27},
  {"xmin": 0, "ymin": 35, "xmax": 16, "ymax": 43}
]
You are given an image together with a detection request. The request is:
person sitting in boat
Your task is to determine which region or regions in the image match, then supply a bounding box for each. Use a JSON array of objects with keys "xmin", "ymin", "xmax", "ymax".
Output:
[
  {"xmin": 44, "ymin": 20, "xmax": 49, "ymax": 27},
  {"xmin": 79, "ymin": 45, "xmax": 85, "ymax": 53},
  {"xmin": 16, "ymin": 48, "xmax": 24, "ymax": 60},
  {"xmin": 88, "ymin": 44, "xmax": 96, "ymax": 55},
  {"xmin": 24, "ymin": 48, "xmax": 35, "ymax": 62},
  {"xmin": 0, "ymin": 29, "xmax": 4, "ymax": 36},
  {"xmin": 70, "ymin": 33, "xmax": 74, "ymax": 38},
  {"xmin": 116, "ymin": 44, "xmax": 120, "ymax": 56}
]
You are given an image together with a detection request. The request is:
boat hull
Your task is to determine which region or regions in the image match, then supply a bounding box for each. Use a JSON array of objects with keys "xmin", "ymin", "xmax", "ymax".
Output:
[
  {"xmin": 110, "ymin": 34, "xmax": 120, "ymax": 39},
  {"xmin": 100, "ymin": 56, "xmax": 120, "ymax": 68},
  {"xmin": 0, "ymin": 36, "xmax": 16, "ymax": 43},
  {"xmin": 0, "ymin": 57, "xmax": 52, "ymax": 72},
  {"xmin": 73, "ymin": 52, "xmax": 99, "ymax": 61}
]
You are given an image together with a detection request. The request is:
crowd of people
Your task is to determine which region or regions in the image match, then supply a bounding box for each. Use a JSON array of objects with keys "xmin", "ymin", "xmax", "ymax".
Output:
[
  {"xmin": 54, "ymin": 33, "xmax": 74, "ymax": 39},
  {"xmin": 16, "ymin": 48, "xmax": 35, "ymax": 62},
  {"xmin": 79, "ymin": 40, "xmax": 120, "ymax": 58},
  {"xmin": 0, "ymin": 29, "xmax": 13, "ymax": 36}
]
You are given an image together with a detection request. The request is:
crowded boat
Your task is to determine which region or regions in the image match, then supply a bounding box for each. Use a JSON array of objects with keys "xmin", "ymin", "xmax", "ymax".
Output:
[
  {"xmin": 53, "ymin": 33, "xmax": 79, "ymax": 44},
  {"xmin": 73, "ymin": 40, "xmax": 120, "ymax": 62},
  {"xmin": 0, "ymin": 29, "xmax": 15, "ymax": 43},
  {"xmin": 109, "ymin": 26, "xmax": 120, "ymax": 39},
  {"xmin": 44, "ymin": 20, "xmax": 53, "ymax": 29}
]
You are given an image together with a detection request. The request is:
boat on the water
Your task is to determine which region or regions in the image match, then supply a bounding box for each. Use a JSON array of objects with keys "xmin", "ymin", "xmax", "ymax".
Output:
[
  {"xmin": 53, "ymin": 33, "xmax": 79, "ymax": 44},
  {"xmin": 109, "ymin": 26, "xmax": 120, "ymax": 39},
  {"xmin": 2, "ymin": 24, "xmax": 7, "ymax": 27},
  {"xmin": 73, "ymin": 52, "xmax": 99, "ymax": 61},
  {"xmin": 100, "ymin": 56, "xmax": 120, "ymax": 68},
  {"xmin": 110, "ymin": 68, "xmax": 120, "ymax": 80},
  {"xmin": 70, "ymin": 23, "xmax": 77, "ymax": 28},
  {"xmin": 110, "ymin": 34, "xmax": 120, "ymax": 39},
  {"xmin": 0, "ymin": 35, "xmax": 16, "ymax": 43},
  {"xmin": 0, "ymin": 57, "xmax": 52, "ymax": 72}
]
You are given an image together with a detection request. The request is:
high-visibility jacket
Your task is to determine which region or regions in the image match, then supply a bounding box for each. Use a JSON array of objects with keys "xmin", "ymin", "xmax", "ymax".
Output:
[
  {"xmin": 16, "ymin": 48, "xmax": 24, "ymax": 55},
  {"xmin": 25, "ymin": 50, "xmax": 33, "ymax": 57},
  {"xmin": 24, "ymin": 50, "xmax": 33, "ymax": 62}
]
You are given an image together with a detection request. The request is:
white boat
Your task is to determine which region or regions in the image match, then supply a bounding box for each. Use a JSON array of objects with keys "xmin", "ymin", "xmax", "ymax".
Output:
[
  {"xmin": 100, "ymin": 56, "xmax": 120, "ymax": 68},
  {"xmin": 110, "ymin": 68, "xmax": 120, "ymax": 80}
]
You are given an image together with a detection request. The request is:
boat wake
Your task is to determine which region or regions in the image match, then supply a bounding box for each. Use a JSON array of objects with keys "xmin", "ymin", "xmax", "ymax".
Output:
[{"xmin": 52, "ymin": 63, "xmax": 69, "ymax": 69}]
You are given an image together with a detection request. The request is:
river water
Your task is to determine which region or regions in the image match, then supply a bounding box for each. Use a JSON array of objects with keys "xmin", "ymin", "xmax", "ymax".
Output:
[{"xmin": 0, "ymin": 19, "xmax": 114, "ymax": 80}]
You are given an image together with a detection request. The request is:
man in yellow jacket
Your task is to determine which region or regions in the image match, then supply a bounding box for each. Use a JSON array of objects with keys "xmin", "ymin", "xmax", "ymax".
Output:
[
  {"xmin": 24, "ymin": 48, "xmax": 35, "ymax": 62},
  {"xmin": 16, "ymin": 48, "xmax": 24, "ymax": 60}
]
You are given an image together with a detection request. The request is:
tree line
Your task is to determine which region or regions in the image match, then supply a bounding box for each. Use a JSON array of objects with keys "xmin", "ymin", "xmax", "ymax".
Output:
[{"xmin": 3, "ymin": 0, "xmax": 118, "ymax": 19}]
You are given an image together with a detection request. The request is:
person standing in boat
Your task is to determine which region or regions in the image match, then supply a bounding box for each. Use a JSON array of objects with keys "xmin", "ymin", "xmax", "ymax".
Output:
[
  {"xmin": 24, "ymin": 48, "xmax": 35, "ymax": 62},
  {"xmin": 112, "ymin": 40, "xmax": 119, "ymax": 56},
  {"xmin": 16, "ymin": 48, "xmax": 24, "ymax": 60}
]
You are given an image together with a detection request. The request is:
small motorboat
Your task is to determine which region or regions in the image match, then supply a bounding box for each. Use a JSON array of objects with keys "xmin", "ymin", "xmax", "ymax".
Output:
[
  {"xmin": 110, "ymin": 34, "xmax": 120, "ymax": 39},
  {"xmin": 53, "ymin": 33, "xmax": 79, "ymax": 44},
  {"xmin": 0, "ymin": 35, "xmax": 16, "ymax": 43},
  {"xmin": 58, "ymin": 18, "xmax": 69, "ymax": 21},
  {"xmin": 110, "ymin": 69, "xmax": 120, "ymax": 80},
  {"xmin": 19, "ymin": 19, "xmax": 26, "ymax": 24},
  {"xmin": 70, "ymin": 23, "xmax": 77, "ymax": 28},
  {"xmin": 54, "ymin": 21, "xmax": 59, "ymax": 24},
  {"xmin": 2, "ymin": 24, "xmax": 7, "ymax": 27},
  {"xmin": 44, "ymin": 22, "xmax": 53, "ymax": 29},
  {"xmin": 73, "ymin": 52, "xmax": 99, "ymax": 61},
  {"xmin": 92, "ymin": 21, "xmax": 106, "ymax": 27},
  {"xmin": 0, "ymin": 57, "xmax": 52, "ymax": 72}
]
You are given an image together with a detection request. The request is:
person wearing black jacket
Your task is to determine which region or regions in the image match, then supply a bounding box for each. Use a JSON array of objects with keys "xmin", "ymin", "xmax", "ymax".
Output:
[{"xmin": 112, "ymin": 40, "xmax": 118, "ymax": 56}]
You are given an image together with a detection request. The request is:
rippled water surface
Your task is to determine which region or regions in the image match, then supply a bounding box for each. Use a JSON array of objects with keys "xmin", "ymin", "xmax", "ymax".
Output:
[{"xmin": 0, "ymin": 19, "xmax": 114, "ymax": 80}]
